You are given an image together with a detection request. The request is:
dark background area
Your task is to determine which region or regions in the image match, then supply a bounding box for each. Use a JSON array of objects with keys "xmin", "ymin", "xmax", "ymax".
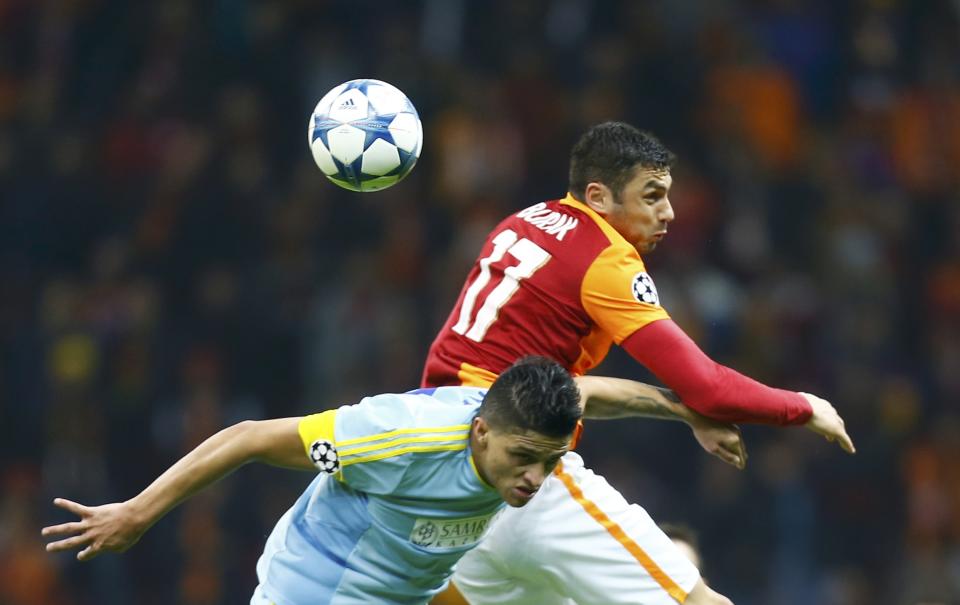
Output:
[{"xmin": 1, "ymin": 1, "xmax": 959, "ymax": 603}]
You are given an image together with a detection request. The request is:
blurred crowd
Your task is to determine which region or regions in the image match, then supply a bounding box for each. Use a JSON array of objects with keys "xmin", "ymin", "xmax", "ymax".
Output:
[{"xmin": 1, "ymin": 1, "xmax": 959, "ymax": 603}]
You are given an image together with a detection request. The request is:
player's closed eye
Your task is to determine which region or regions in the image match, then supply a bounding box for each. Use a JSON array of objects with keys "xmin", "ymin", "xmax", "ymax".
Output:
[{"xmin": 511, "ymin": 452, "xmax": 537, "ymax": 464}]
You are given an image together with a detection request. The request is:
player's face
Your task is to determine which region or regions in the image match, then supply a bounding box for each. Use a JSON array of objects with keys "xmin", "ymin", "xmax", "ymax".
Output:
[
  {"xmin": 587, "ymin": 167, "xmax": 675, "ymax": 254},
  {"xmin": 472, "ymin": 419, "xmax": 571, "ymax": 507}
]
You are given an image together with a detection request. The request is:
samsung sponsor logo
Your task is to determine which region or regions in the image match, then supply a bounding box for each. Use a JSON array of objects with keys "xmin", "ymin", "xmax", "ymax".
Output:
[{"xmin": 409, "ymin": 513, "xmax": 495, "ymax": 549}]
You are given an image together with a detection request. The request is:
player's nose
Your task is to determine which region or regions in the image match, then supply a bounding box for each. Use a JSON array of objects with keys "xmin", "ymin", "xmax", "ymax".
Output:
[
  {"xmin": 659, "ymin": 199, "xmax": 675, "ymax": 222},
  {"xmin": 523, "ymin": 465, "xmax": 547, "ymax": 488}
]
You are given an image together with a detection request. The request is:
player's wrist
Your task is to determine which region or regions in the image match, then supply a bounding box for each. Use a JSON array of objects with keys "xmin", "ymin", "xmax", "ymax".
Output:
[
  {"xmin": 675, "ymin": 402, "xmax": 703, "ymax": 425},
  {"xmin": 122, "ymin": 496, "xmax": 159, "ymax": 534},
  {"xmin": 798, "ymin": 392, "xmax": 821, "ymax": 425}
]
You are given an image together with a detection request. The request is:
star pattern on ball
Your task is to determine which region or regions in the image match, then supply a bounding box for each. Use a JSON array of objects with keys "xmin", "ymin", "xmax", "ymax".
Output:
[
  {"xmin": 309, "ymin": 439, "xmax": 341, "ymax": 474},
  {"xmin": 308, "ymin": 78, "xmax": 422, "ymax": 192}
]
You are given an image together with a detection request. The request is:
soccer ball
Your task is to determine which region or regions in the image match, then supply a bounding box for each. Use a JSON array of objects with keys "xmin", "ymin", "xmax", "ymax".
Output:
[
  {"xmin": 308, "ymin": 79, "xmax": 422, "ymax": 192},
  {"xmin": 309, "ymin": 439, "xmax": 340, "ymax": 474}
]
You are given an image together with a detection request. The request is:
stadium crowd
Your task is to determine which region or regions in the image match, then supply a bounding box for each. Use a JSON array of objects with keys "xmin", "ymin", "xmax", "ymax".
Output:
[{"xmin": 1, "ymin": 1, "xmax": 958, "ymax": 603}]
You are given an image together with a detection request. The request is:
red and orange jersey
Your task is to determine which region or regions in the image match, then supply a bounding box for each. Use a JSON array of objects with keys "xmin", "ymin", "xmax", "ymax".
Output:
[{"xmin": 423, "ymin": 194, "xmax": 669, "ymax": 388}]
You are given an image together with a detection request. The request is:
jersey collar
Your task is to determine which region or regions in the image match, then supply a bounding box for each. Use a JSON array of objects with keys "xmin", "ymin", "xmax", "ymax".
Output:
[
  {"xmin": 558, "ymin": 193, "xmax": 634, "ymax": 251},
  {"xmin": 468, "ymin": 449, "xmax": 496, "ymax": 491}
]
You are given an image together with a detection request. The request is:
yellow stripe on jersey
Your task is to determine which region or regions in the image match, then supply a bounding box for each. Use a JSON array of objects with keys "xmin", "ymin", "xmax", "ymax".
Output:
[
  {"xmin": 339, "ymin": 428, "xmax": 469, "ymax": 467},
  {"xmin": 298, "ymin": 410, "xmax": 337, "ymax": 456},
  {"xmin": 339, "ymin": 433, "xmax": 469, "ymax": 458},
  {"xmin": 299, "ymin": 409, "xmax": 471, "ymax": 468},
  {"xmin": 469, "ymin": 454, "xmax": 493, "ymax": 488},
  {"xmin": 341, "ymin": 442, "xmax": 468, "ymax": 467},
  {"xmin": 336, "ymin": 424, "xmax": 470, "ymax": 448}
]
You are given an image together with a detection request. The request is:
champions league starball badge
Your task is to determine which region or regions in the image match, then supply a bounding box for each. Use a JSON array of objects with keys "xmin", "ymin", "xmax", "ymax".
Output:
[
  {"xmin": 309, "ymin": 439, "xmax": 341, "ymax": 474},
  {"xmin": 631, "ymin": 272, "xmax": 660, "ymax": 306}
]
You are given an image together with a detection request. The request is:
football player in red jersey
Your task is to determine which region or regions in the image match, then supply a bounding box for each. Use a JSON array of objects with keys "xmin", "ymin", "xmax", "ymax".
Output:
[{"xmin": 423, "ymin": 122, "xmax": 854, "ymax": 605}]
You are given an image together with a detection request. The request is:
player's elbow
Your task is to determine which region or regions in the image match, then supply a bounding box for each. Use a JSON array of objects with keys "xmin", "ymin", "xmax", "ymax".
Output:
[
  {"xmin": 222, "ymin": 420, "xmax": 273, "ymax": 462},
  {"xmin": 238, "ymin": 417, "xmax": 312, "ymax": 469},
  {"xmin": 228, "ymin": 419, "xmax": 262, "ymax": 439}
]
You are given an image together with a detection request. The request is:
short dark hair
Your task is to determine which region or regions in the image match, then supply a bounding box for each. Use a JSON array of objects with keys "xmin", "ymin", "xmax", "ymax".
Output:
[
  {"xmin": 568, "ymin": 122, "xmax": 676, "ymax": 201},
  {"xmin": 478, "ymin": 356, "xmax": 581, "ymax": 438}
]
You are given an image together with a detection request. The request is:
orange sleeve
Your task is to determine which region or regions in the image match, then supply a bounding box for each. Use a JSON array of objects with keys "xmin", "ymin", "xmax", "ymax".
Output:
[{"xmin": 580, "ymin": 243, "xmax": 670, "ymax": 344}]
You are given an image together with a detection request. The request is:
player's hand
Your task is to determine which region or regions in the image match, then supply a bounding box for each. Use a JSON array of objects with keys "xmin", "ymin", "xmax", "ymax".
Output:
[
  {"xmin": 687, "ymin": 415, "xmax": 747, "ymax": 470},
  {"xmin": 800, "ymin": 393, "xmax": 856, "ymax": 454},
  {"xmin": 41, "ymin": 498, "xmax": 146, "ymax": 561}
]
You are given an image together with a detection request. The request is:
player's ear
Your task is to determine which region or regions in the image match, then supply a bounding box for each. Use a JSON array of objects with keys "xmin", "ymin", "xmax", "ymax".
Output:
[
  {"xmin": 472, "ymin": 416, "xmax": 490, "ymax": 447},
  {"xmin": 583, "ymin": 182, "xmax": 611, "ymax": 214}
]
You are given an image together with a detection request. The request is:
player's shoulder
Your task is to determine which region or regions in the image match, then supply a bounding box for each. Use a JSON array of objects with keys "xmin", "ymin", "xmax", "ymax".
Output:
[
  {"xmin": 402, "ymin": 386, "xmax": 486, "ymax": 409},
  {"xmin": 496, "ymin": 195, "xmax": 614, "ymax": 259},
  {"xmin": 351, "ymin": 388, "xmax": 483, "ymax": 428}
]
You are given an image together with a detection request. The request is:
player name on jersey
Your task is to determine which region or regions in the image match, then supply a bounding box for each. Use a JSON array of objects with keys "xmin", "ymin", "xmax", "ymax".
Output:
[{"xmin": 516, "ymin": 203, "xmax": 579, "ymax": 241}]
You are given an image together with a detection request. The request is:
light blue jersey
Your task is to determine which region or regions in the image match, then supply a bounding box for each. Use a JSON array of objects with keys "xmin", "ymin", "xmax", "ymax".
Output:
[{"xmin": 253, "ymin": 386, "xmax": 503, "ymax": 605}]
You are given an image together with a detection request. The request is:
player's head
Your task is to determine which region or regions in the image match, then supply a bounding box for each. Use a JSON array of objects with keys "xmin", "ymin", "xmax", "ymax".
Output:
[
  {"xmin": 472, "ymin": 356, "xmax": 582, "ymax": 507},
  {"xmin": 660, "ymin": 522, "xmax": 702, "ymax": 570},
  {"xmin": 569, "ymin": 122, "xmax": 677, "ymax": 254}
]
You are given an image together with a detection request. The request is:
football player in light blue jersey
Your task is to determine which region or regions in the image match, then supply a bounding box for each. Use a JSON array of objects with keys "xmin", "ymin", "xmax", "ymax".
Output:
[{"xmin": 41, "ymin": 356, "xmax": 741, "ymax": 605}]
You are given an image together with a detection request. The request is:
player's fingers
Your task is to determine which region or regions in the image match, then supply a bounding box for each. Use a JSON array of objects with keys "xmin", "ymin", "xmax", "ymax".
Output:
[
  {"xmin": 77, "ymin": 544, "xmax": 101, "ymax": 562},
  {"xmin": 721, "ymin": 432, "xmax": 747, "ymax": 467},
  {"xmin": 731, "ymin": 427, "xmax": 748, "ymax": 466},
  {"xmin": 720, "ymin": 438, "xmax": 741, "ymax": 461},
  {"xmin": 45, "ymin": 534, "xmax": 91, "ymax": 553},
  {"xmin": 837, "ymin": 429, "xmax": 856, "ymax": 454},
  {"xmin": 41, "ymin": 521, "xmax": 85, "ymax": 537},
  {"xmin": 723, "ymin": 435, "xmax": 744, "ymax": 454},
  {"xmin": 712, "ymin": 446, "xmax": 740, "ymax": 468},
  {"xmin": 733, "ymin": 452, "xmax": 745, "ymax": 469},
  {"xmin": 53, "ymin": 498, "xmax": 90, "ymax": 516},
  {"xmin": 733, "ymin": 441, "xmax": 746, "ymax": 469}
]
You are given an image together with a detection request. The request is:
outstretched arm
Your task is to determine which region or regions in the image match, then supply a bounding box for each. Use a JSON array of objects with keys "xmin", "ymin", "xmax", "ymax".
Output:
[
  {"xmin": 623, "ymin": 319, "xmax": 855, "ymax": 453},
  {"xmin": 42, "ymin": 417, "xmax": 311, "ymax": 561},
  {"xmin": 575, "ymin": 375, "xmax": 690, "ymax": 421},
  {"xmin": 574, "ymin": 375, "xmax": 748, "ymax": 469}
]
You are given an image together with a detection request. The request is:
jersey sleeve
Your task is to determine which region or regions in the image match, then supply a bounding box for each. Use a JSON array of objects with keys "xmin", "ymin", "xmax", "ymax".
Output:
[
  {"xmin": 580, "ymin": 243, "xmax": 670, "ymax": 344},
  {"xmin": 622, "ymin": 320, "xmax": 813, "ymax": 425},
  {"xmin": 297, "ymin": 394, "xmax": 470, "ymax": 495}
]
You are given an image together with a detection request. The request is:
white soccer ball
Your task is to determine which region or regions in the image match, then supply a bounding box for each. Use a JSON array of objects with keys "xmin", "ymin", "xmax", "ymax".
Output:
[{"xmin": 308, "ymin": 79, "xmax": 423, "ymax": 192}]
